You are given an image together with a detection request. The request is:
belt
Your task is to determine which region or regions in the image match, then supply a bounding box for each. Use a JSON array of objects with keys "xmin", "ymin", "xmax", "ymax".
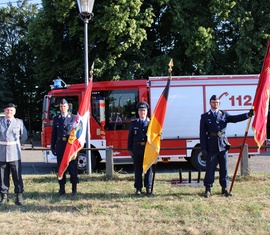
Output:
[
  {"xmin": 133, "ymin": 142, "xmax": 146, "ymax": 146},
  {"xmin": 57, "ymin": 137, "xmax": 68, "ymax": 141},
  {"xmin": 208, "ymin": 131, "xmax": 225, "ymax": 137},
  {"xmin": 0, "ymin": 140, "xmax": 20, "ymax": 146}
]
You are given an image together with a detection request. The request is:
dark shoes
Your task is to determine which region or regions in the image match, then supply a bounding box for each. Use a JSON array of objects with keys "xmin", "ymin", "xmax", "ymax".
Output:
[
  {"xmin": 135, "ymin": 189, "xmax": 141, "ymax": 196},
  {"xmin": 15, "ymin": 193, "xmax": 24, "ymax": 205},
  {"xmin": 204, "ymin": 187, "xmax": 233, "ymax": 198},
  {"xmin": 0, "ymin": 193, "xmax": 7, "ymax": 205},
  {"xmin": 1, "ymin": 193, "xmax": 24, "ymax": 205},
  {"xmin": 146, "ymin": 188, "xmax": 152, "ymax": 195},
  {"xmin": 72, "ymin": 183, "xmax": 77, "ymax": 196},
  {"xmin": 58, "ymin": 185, "xmax": 66, "ymax": 196},
  {"xmin": 58, "ymin": 184, "xmax": 78, "ymax": 196},
  {"xmin": 135, "ymin": 188, "xmax": 152, "ymax": 196},
  {"xmin": 204, "ymin": 187, "xmax": 211, "ymax": 198},
  {"xmin": 222, "ymin": 188, "xmax": 233, "ymax": 197}
]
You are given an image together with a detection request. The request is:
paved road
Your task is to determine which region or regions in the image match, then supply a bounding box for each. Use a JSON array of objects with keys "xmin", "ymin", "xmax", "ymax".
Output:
[
  {"xmin": 20, "ymin": 149, "xmax": 197, "ymax": 175},
  {"xmin": 21, "ymin": 149, "xmax": 57, "ymax": 175},
  {"xmin": 21, "ymin": 149, "xmax": 270, "ymax": 175}
]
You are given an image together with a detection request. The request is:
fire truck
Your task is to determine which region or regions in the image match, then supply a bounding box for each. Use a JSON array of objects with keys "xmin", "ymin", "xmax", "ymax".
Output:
[{"xmin": 41, "ymin": 74, "xmax": 263, "ymax": 171}]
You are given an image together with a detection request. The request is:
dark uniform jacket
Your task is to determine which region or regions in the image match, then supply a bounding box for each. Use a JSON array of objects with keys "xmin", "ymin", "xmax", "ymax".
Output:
[
  {"xmin": 128, "ymin": 118, "xmax": 150, "ymax": 153},
  {"xmin": 200, "ymin": 110, "xmax": 248, "ymax": 153},
  {"xmin": 51, "ymin": 113, "xmax": 76, "ymax": 157}
]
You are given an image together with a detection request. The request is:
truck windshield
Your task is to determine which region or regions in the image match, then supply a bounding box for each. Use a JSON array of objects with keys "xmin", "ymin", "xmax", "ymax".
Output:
[
  {"xmin": 49, "ymin": 96, "xmax": 79, "ymax": 120},
  {"xmin": 92, "ymin": 90, "xmax": 138, "ymax": 130}
]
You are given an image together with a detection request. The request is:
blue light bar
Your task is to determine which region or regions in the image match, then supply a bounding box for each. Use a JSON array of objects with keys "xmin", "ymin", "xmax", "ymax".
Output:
[{"xmin": 53, "ymin": 79, "xmax": 63, "ymax": 88}]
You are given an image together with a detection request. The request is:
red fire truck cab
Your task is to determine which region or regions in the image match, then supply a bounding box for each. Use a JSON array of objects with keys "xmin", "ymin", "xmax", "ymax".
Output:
[{"xmin": 41, "ymin": 74, "xmax": 263, "ymax": 171}]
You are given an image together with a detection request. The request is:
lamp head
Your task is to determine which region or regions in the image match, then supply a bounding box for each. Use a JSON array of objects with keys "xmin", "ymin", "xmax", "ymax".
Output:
[{"xmin": 77, "ymin": 0, "xmax": 95, "ymax": 17}]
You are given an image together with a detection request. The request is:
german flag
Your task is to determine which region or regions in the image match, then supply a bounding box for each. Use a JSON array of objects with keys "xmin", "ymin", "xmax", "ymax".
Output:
[
  {"xmin": 143, "ymin": 60, "xmax": 172, "ymax": 173},
  {"xmin": 252, "ymin": 40, "xmax": 270, "ymax": 148}
]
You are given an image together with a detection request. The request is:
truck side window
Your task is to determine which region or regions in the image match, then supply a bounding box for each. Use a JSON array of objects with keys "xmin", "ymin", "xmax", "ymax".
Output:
[
  {"xmin": 92, "ymin": 90, "xmax": 138, "ymax": 130},
  {"xmin": 49, "ymin": 96, "xmax": 79, "ymax": 120}
]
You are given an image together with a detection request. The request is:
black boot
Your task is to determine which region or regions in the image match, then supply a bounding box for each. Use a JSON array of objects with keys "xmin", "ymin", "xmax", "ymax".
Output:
[
  {"xmin": 146, "ymin": 188, "xmax": 152, "ymax": 195},
  {"xmin": 204, "ymin": 187, "xmax": 211, "ymax": 198},
  {"xmin": 72, "ymin": 183, "xmax": 77, "ymax": 196},
  {"xmin": 222, "ymin": 187, "xmax": 233, "ymax": 197},
  {"xmin": 58, "ymin": 184, "xmax": 66, "ymax": 196},
  {"xmin": 15, "ymin": 193, "xmax": 24, "ymax": 205},
  {"xmin": 0, "ymin": 193, "xmax": 7, "ymax": 205},
  {"xmin": 135, "ymin": 189, "xmax": 141, "ymax": 196}
]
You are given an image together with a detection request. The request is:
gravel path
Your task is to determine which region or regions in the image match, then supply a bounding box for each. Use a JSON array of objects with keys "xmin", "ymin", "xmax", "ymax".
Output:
[{"xmin": 228, "ymin": 154, "xmax": 270, "ymax": 174}]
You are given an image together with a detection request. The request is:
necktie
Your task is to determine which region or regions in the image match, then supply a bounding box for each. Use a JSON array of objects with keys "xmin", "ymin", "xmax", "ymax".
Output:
[
  {"xmin": 141, "ymin": 119, "xmax": 146, "ymax": 127},
  {"xmin": 7, "ymin": 120, "xmax": 10, "ymax": 128}
]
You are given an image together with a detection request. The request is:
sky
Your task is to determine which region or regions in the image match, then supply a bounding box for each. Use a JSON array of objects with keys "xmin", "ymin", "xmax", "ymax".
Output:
[{"xmin": 0, "ymin": 0, "xmax": 42, "ymax": 7}]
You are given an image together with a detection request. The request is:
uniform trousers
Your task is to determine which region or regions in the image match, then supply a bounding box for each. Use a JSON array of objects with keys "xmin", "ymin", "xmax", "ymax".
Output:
[
  {"xmin": 204, "ymin": 150, "xmax": 229, "ymax": 188},
  {"xmin": 132, "ymin": 145, "xmax": 153, "ymax": 190},
  {"xmin": 57, "ymin": 155, "xmax": 78, "ymax": 185},
  {"xmin": 0, "ymin": 160, "xmax": 24, "ymax": 194}
]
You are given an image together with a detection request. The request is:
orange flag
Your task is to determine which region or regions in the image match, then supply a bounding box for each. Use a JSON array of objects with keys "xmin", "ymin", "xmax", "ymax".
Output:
[
  {"xmin": 58, "ymin": 79, "xmax": 93, "ymax": 180},
  {"xmin": 252, "ymin": 40, "xmax": 270, "ymax": 148},
  {"xmin": 143, "ymin": 60, "xmax": 172, "ymax": 173}
]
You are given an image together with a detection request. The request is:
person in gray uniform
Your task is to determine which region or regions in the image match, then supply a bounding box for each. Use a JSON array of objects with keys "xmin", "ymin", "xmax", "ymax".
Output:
[{"xmin": 0, "ymin": 103, "xmax": 28, "ymax": 205}]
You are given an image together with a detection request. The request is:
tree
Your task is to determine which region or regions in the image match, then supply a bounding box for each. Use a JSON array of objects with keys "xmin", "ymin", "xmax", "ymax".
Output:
[
  {"xmin": 0, "ymin": 0, "xmax": 269, "ymax": 137},
  {"xmin": 0, "ymin": 1, "xmax": 40, "ymax": 133},
  {"xmin": 28, "ymin": 0, "xmax": 154, "ymax": 83},
  {"xmin": 138, "ymin": 0, "xmax": 270, "ymax": 76}
]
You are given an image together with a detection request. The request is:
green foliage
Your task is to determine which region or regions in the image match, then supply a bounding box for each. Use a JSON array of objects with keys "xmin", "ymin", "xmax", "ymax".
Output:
[
  {"xmin": 0, "ymin": 0, "xmax": 40, "ymax": 131},
  {"xmin": 92, "ymin": 0, "xmax": 154, "ymax": 80}
]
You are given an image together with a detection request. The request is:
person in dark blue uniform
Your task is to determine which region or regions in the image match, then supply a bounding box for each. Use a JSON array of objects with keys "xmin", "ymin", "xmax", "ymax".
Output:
[
  {"xmin": 128, "ymin": 101, "xmax": 153, "ymax": 195},
  {"xmin": 51, "ymin": 99, "xmax": 78, "ymax": 196},
  {"xmin": 200, "ymin": 95, "xmax": 253, "ymax": 198}
]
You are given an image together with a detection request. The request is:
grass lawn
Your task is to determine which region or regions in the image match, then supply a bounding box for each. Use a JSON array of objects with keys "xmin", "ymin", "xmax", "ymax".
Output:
[{"xmin": 0, "ymin": 172, "xmax": 270, "ymax": 235}]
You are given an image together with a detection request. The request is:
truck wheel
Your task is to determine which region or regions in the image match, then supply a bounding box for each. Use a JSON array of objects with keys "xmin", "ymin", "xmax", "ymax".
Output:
[
  {"xmin": 77, "ymin": 150, "xmax": 101, "ymax": 173},
  {"xmin": 191, "ymin": 147, "xmax": 206, "ymax": 171}
]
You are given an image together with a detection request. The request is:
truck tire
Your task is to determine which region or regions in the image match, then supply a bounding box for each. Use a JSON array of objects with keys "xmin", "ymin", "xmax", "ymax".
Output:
[
  {"xmin": 77, "ymin": 149, "xmax": 101, "ymax": 173},
  {"xmin": 191, "ymin": 146, "xmax": 207, "ymax": 171}
]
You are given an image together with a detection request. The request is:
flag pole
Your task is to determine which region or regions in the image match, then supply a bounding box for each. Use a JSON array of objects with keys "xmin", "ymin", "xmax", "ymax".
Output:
[
  {"xmin": 229, "ymin": 117, "xmax": 252, "ymax": 193},
  {"xmin": 150, "ymin": 163, "xmax": 156, "ymax": 193},
  {"xmin": 150, "ymin": 59, "xmax": 173, "ymax": 193},
  {"xmin": 72, "ymin": 63, "xmax": 94, "ymax": 192}
]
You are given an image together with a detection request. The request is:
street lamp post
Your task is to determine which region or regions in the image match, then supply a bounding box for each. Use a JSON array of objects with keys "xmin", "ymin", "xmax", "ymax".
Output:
[{"xmin": 77, "ymin": 0, "xmax": 95, "ymax": 174}]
